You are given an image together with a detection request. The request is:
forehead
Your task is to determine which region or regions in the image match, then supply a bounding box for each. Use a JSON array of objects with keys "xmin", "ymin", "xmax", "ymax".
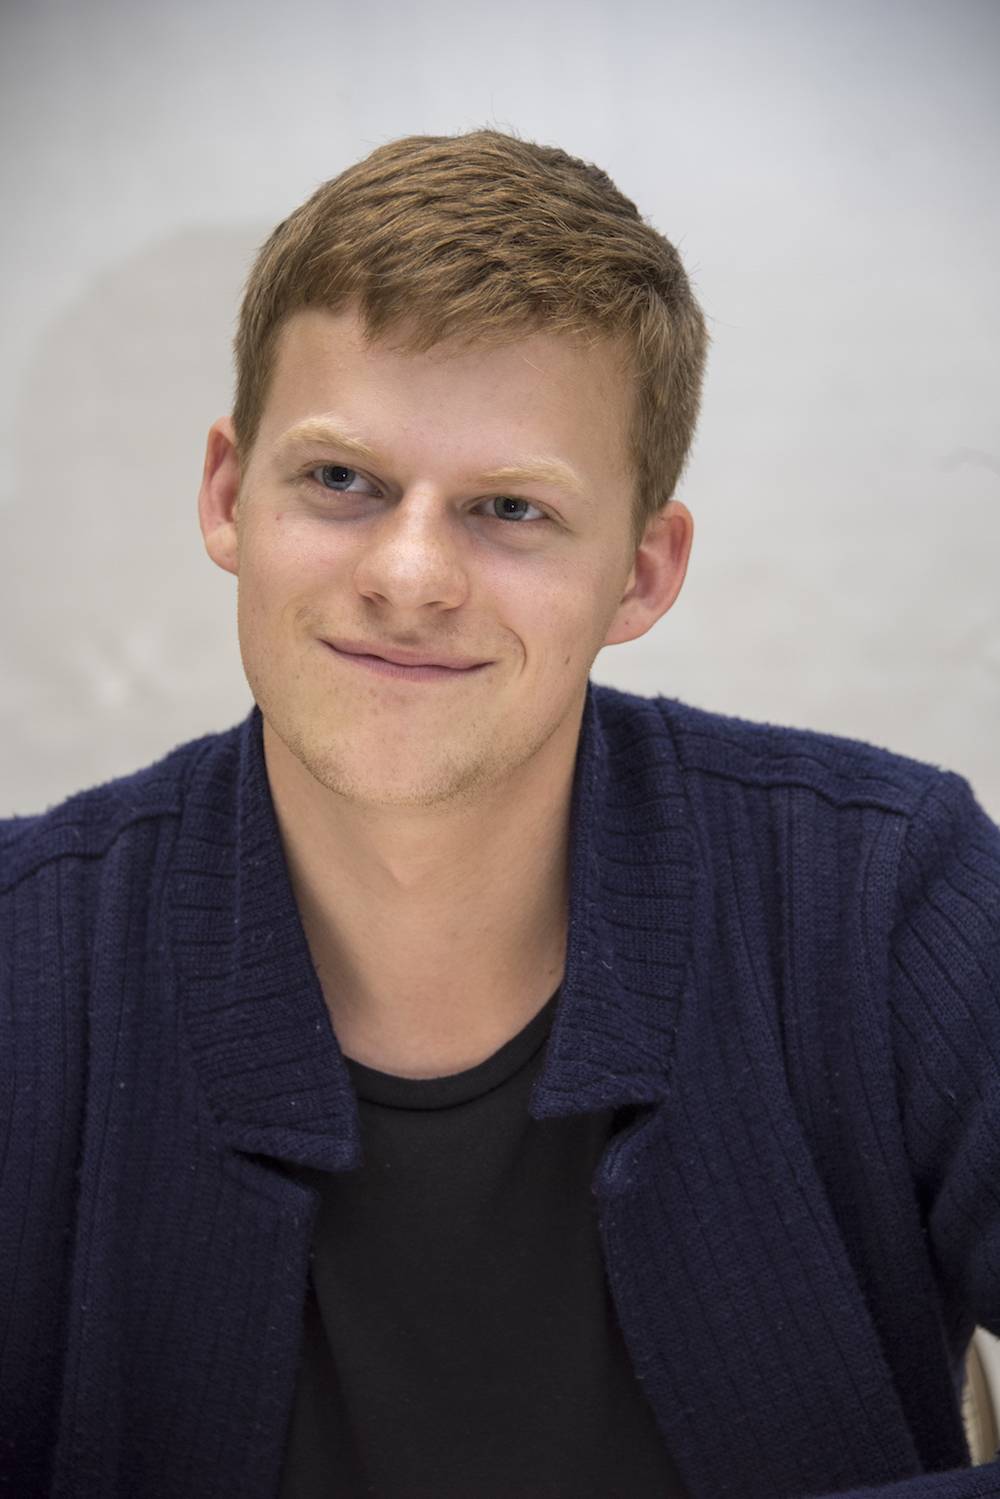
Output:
[{"xmin": 260, "ymin": 306, "xmax": 634, "ymax": 484}]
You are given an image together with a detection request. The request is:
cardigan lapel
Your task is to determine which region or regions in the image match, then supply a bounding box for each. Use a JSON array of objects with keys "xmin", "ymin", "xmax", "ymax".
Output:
[{"xmin": 169, "ymin": 696, "xmax": 362, "ymax": 1173}]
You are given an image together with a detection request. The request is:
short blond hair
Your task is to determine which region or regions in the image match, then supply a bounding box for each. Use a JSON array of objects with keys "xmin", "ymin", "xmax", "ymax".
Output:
[{"xmin": 233, "ymin": 128, "xmax": 709, "ymax": 547}]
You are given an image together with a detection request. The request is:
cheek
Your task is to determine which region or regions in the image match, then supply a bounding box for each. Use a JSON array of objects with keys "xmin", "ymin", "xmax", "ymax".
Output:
[
  {"xmin": 514, "ymin": 577, "xmax": 611, "ymax": 671},
  {"xmin": 240, "ymin": 519, "xmax": 334, "ymax": 611}
]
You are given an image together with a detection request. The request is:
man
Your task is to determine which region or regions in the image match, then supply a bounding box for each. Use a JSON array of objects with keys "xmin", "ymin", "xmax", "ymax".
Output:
[{"xmin": 2, "ymin": 130, "xmax": 998, "ymax": 1499}]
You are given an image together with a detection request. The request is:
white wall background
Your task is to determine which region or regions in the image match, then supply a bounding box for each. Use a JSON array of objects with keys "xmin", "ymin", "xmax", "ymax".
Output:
[{"xmin": 1, "ymin": 0, "xmax": 998, "ymax": 819}]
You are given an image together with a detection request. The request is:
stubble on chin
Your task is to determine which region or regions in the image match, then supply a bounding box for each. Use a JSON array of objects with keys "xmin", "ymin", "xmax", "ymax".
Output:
[{"xmin": 264, "ymin": 690, "xmax": 512, "ymax": 812}]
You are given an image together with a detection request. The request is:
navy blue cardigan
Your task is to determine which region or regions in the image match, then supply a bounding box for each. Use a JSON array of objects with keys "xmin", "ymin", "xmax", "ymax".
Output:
[{"xmin": 3, "ymin": 681, "xmax": 1000, "ymax": 1498}]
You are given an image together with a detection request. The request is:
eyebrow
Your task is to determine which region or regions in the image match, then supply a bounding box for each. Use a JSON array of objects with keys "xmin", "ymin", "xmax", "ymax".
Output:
[{"xmin": 273, "ymin": 418, "xmax": 590, "ymax": 501}]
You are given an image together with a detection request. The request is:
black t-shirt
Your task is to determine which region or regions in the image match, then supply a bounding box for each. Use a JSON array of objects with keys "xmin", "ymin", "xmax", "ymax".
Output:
[{"xmin": 278, "ymin": 988, "xmax": 688, "ymax": 1498}]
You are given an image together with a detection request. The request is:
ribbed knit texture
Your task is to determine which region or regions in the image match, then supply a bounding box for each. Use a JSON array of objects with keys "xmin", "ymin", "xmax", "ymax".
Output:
[{"xmin": 2, "ymin": 680, "xmax": 999, "ymax": 1498}]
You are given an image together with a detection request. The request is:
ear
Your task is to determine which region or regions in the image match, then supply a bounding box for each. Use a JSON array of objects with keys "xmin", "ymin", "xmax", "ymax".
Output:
[
  {"xmin": 602, "ymin": 501, "xmax": 694, "ymax": 648},
  {"xmin": 197, "ymin": 416, "xmax": 243, "ymax": 577}
]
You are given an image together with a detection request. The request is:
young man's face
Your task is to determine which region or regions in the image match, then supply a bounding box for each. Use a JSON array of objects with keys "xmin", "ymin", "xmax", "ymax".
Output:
[{"xmin": 200, "ymin": 303, "xmax": 691, "ymax": 809}]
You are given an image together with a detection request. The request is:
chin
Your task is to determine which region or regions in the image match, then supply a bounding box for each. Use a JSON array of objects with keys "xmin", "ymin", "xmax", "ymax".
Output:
[{"xmin": 288, "ymin": 734, "xmax": 486, "ymax": 809}]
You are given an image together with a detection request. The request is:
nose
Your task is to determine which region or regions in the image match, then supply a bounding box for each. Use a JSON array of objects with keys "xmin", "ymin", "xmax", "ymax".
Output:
[{"xmin": 351, "ymin": 490, "xmax": 471, "ymax": 612}]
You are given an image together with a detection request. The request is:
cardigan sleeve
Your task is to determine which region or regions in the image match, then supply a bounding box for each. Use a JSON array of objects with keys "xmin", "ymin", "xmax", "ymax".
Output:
[{"xmin": 805, "ymin": 768, "xmax": 1000, "ymax": 1497}]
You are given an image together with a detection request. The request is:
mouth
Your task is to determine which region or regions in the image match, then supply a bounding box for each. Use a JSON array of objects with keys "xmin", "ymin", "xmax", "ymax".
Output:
[{"xmin": 323, "ymin": 642, "xmax": 492, "ymax": 683}]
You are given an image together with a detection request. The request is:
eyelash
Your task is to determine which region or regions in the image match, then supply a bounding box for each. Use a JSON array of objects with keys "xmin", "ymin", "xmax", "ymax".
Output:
[{"xmin": 302, "ymin": 464, "xmax": 549, "ymax": 526}]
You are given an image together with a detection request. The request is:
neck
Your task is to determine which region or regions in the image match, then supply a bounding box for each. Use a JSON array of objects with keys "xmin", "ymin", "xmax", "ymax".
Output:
[{"xmin": 261, "ymin": 714, "xmax": 578, "ymax": 1074}]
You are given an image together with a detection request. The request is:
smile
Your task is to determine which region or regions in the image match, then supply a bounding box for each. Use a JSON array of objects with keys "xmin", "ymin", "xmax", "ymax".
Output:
[{"xmin": 325, "ymin": 643, "xmax": 491, "ymax": 683}]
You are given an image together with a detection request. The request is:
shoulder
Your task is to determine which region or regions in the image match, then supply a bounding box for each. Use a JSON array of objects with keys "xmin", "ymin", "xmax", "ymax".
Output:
[
  {"xmin": 0, "ymin": 714, "xmax": 247, "ymax": 895},
  {"xmin": 590, "ymin": 681, "xmax": 958, "ymax": 818}
]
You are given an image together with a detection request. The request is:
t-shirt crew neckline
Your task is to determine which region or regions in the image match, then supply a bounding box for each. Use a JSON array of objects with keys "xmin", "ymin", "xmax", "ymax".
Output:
[{"xmin": 342, "ymin": 986, "xmax": 561, "ymax": 1111}]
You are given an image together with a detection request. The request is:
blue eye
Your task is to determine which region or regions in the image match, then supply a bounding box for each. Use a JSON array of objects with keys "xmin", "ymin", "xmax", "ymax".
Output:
[
  {"xmin": 315, "ymin": 465, "xmax": 368, "ymax": 492},
  {"xmin": 487, "ymin": 496, "xmax": 545, "ymax": 523}
]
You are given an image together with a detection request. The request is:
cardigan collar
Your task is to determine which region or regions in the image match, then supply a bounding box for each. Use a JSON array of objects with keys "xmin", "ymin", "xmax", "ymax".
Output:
[{"xmin": 167, "ymin": 680, "xmax": 695, "ymax": 1173}]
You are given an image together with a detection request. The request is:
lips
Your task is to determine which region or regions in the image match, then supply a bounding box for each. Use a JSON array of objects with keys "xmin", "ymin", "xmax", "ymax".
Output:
[
  {"xmin": 328, "ymin": 639, "xmax": 488, "ymax": 670},
  {"xmin": 324, "ymin": 641, "xmax": 491, "ymax": 683}
]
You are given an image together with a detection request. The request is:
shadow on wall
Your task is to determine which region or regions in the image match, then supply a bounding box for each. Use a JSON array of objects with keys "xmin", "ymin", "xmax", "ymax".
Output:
[{"xmin": 3, "ymin": 226, "xmax": 270, "ymax": 816}]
